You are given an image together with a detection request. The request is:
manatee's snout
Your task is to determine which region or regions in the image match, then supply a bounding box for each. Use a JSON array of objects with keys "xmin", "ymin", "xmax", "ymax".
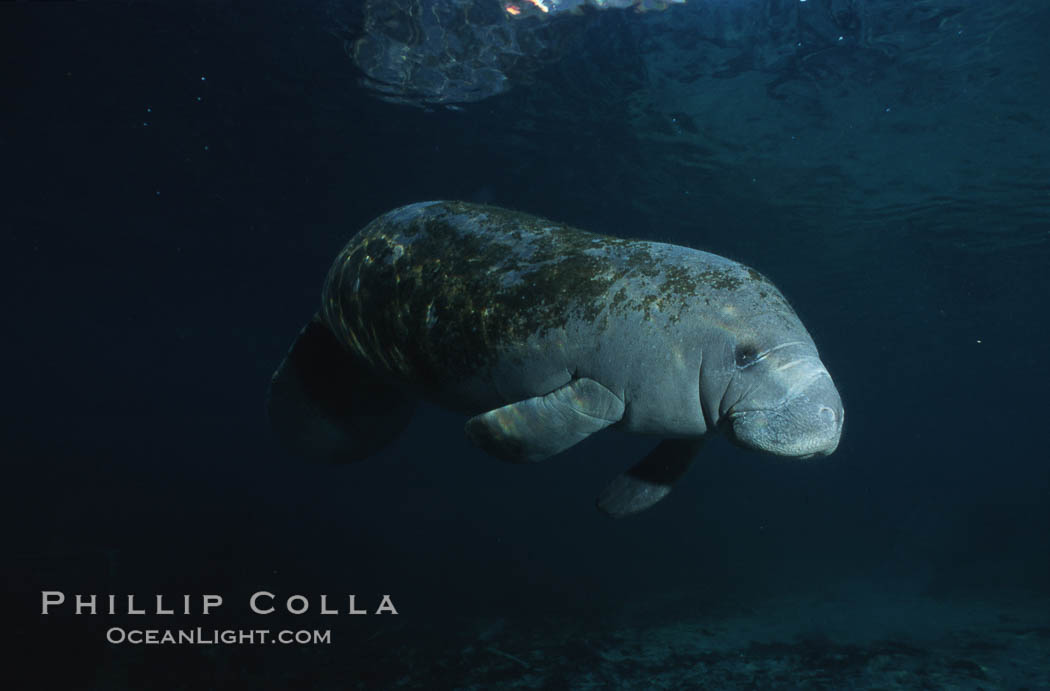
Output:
[{"xmin": 727, "ymin": 359, "xmax": 843, "ymax": 458}]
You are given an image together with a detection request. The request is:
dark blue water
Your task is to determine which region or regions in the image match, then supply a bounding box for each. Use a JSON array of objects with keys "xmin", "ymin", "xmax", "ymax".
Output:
[{"xmin": 5, "ymin": 1, "xmax": 1049, "ymax": 688}]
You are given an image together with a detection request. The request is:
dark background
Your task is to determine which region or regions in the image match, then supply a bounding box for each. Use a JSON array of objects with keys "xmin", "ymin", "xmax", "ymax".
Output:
[{"xmin": 3, "ymin": 0, "xmax": 1048, "ymax": 687}]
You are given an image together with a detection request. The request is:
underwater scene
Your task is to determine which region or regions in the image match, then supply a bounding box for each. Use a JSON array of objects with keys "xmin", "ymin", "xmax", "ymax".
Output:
[{"xmin": 5, "ymin": 0, "xmax": 1049, "ymax": 688}]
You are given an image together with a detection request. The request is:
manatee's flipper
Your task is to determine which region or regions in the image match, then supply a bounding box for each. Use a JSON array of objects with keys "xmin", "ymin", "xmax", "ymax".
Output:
[
  {"xmin": 596, "ymin": 438, "xmax": 704, "ymax": 517},
  {"xmin": 465, "ymin": 378, "xmax": 625, "ymax": 462},
  {"xmin": 267, "ymin": 316, "xmax": 415, "ymax": 463}
]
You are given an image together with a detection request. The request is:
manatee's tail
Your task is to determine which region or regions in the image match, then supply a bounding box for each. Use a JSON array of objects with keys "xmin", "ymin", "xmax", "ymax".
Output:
[{"xmin": 267, "ymin": 316, "xmax": 415, "ymax": 463}]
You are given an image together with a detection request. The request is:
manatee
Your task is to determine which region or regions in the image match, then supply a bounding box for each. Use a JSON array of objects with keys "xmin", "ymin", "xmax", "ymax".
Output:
[{"xmin": 268, "ymin": 201, "xmax": 843, "ymax": 516}]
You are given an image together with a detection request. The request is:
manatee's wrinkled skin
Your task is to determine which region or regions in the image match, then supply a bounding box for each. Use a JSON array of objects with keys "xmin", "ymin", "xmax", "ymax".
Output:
[{"xmin": 320, "ymin": 201, "xmax": 843, "ymax": 458}]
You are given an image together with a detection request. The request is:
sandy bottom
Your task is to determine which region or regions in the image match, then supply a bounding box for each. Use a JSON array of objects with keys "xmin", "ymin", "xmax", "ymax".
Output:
[{"xmin": 378, "ymin": 583, "xmax": 1050, "ymax": 690}]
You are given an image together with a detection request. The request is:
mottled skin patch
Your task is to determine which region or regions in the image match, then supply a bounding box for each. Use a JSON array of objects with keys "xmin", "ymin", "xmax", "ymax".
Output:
[{"xmin": 321, "ymin": 201, "xmax": 796, "ymax": 407}]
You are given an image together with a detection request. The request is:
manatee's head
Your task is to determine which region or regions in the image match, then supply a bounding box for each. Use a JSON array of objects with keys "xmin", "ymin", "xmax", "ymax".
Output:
[
  {"xmin": 693, "ymin": 272, "xmax": 844, "ymax": 460},
  {"xmin": 716, "ymin": 334, "xmax": 843, "ymax": 458}
]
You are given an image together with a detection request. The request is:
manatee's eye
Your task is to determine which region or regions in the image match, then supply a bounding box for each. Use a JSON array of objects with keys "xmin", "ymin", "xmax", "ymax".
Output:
[{"xmin": 735, "ymin": 343, "xmax": 761, "ymax": 368}]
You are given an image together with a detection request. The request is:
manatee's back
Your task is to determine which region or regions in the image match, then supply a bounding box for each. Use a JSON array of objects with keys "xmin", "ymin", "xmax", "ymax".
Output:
[{"xmin": 321, "ymin": 201, "xmax": 645, "ymax": 407}]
